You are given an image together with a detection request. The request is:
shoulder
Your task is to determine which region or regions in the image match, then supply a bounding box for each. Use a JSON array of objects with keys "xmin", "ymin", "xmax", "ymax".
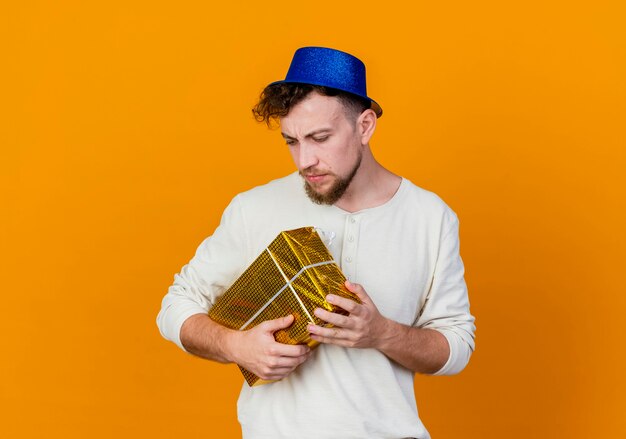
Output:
[
  {"xmin": 399, "ymin": 178, "xmax": 458, "ymax": 222},
  {"xmin": 235, "ymin": 172, "xmax": 303, "ymax": 206},
  {"xmin": 223, "ymin": 172, "xmax": 311, "ymax": 238}
]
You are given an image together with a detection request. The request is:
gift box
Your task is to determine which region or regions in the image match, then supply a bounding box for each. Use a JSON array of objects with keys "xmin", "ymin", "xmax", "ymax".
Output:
[{"xmin": 208, "ymin": 226, "xmax": 360, "ymax": 386}]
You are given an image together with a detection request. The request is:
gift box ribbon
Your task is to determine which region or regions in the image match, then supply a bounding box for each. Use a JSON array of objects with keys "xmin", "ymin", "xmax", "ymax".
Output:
[{"xmin": 239, "ymin": 247, "xmax": 336, "ymax": 330}]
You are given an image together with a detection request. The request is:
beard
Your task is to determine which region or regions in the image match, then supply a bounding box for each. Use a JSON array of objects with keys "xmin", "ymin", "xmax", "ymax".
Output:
[{"xmin": 300, "ymin": 152, "xmax": 362, "ymax": 205}]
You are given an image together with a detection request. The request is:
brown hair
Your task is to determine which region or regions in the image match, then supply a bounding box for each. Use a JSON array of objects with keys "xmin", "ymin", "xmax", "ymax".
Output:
[{"xmin": 252, "ymin": 83, "xmax": 371, "ymax": 127}]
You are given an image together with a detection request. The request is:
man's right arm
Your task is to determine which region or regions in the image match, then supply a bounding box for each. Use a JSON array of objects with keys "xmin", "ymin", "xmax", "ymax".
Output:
[
  {"xmin": 157, "ymin": 195, "xmax": 311, "ymax": 381},
  {"xmin": 180, "ymin": 313, "xmax": 311, "ymax": 381}
]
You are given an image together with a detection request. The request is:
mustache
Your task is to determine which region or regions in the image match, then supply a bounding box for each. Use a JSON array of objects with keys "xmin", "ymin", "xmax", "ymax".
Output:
[{"xmin": 299, "ymin": 168, "xmax": 333, "ymax": 177}]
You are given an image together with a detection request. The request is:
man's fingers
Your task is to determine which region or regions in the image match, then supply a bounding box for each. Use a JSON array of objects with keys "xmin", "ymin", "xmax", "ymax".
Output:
[
  {"xmin": 308, "ymin": 324, "xmax": 342, "ymax": 339},
  {"xmin": 259, "ymin": 314, "xmax": 295, "ymax": 332},
  {"xmin": 267, "ymin": 341, "xmax": 310, "ymax": 358},
  {"xmin": 256, "ymin": 346, "xmax": 312, "ymax": 380},
  {"xmin": 308, "ymin": 326, "xmax": 353, "ymax": 348},
  {"xmin": 259, "ymin": 366, "xmax": 301, "ymax": 381},
  {"xmin": 325, "ymin": 294, "xmax": 360, "ymax": 314},
  {"xmin": 345, "ymin": 280, "xmax": 369, "ymax": 302},
  {"xmin": 314, "ymin": 307, "xmax": 351, "ymax": 326},
  {"xmin": 271, "ymin": 350, "xmax": 311, "ymax": 367}
]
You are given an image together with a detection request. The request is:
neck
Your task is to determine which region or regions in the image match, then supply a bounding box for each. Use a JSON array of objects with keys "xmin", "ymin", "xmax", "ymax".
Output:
[{"xmin": 333, "ymin": 148, "xmax": 401, "ymax": 213}]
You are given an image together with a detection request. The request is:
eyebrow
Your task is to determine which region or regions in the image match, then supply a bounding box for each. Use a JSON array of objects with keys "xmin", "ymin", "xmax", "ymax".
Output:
[{"xmin": 281, "ymin": 128, "xmax": 332, "ymax": 140}]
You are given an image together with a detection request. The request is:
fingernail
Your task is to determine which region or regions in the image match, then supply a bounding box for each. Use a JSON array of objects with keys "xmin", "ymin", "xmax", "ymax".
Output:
[{"xmin": 326, "ymin": 294, "xmax": 335, "ymax": 301}]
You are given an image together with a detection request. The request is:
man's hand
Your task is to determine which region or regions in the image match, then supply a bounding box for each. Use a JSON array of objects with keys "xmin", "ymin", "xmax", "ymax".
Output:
[
  {"xmin": 307, "ymin": 281, "xmax": 391, "ymax": 349},
  {"xmin": 230, "ymin": 315, "xmax": 312, "ymax": 381},
  {"xmin": 181, "ymin": 313, "xmax": 311, "ymax": 381},
  {"xmin": 307, "ymin": 281, "xmax": 450, "ymax": 374}
]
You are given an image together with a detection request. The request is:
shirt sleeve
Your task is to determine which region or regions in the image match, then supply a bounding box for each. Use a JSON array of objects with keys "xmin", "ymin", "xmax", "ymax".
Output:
[
  {"xmin": 414, "ymin": 210, "xmax": 476, "ymax": 375},
  {"xmin": 156, "ymin": 195, "xmax": 249, "ymax": 351}
]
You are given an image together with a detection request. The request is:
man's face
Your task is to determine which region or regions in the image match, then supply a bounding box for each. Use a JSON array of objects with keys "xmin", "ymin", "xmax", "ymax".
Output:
[{"xmin": 280, "ymin": 93, "xmax": 363, "ymax": 205}]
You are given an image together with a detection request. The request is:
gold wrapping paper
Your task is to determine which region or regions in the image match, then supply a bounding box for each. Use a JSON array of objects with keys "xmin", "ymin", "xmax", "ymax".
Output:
[{"xmin": 208, "ymin": 226, "xmax": 360, "ymax": 386}]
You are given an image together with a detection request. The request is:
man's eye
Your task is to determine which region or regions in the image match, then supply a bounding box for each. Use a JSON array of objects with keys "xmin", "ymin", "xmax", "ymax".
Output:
[
  {"xmin": 285, "ymin": 140, "xmax": 296, "ymax": 146},
  {"xmin": 313, "ymin": 136, "xmax": 329, "ymax": 143}
]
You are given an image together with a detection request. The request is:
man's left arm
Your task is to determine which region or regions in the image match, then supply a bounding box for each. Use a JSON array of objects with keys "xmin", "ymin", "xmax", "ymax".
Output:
[{"xmin": 308, "ymin": 213, "xmax": 476, "ymax": 375}]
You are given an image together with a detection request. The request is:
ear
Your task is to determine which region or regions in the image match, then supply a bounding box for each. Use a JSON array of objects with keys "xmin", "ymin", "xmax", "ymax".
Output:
[{"xmin": 357, "ymin": 109, "xmax": 377, "ymax": 145}]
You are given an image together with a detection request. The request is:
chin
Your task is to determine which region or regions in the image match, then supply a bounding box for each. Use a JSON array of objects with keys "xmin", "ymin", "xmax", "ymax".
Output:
[{"xmin": 304, "ymin": 182, "xmax": 342, "ymax": 205}]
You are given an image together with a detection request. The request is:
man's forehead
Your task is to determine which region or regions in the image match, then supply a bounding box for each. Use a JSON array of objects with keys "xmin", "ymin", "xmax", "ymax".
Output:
[
  {"xmin": 280, "ymin": 93, "xmax": 346, "ymax": 135},
  {"xmin": 281, "ymin": 127, "xmax": 333, "ymax": 139}
]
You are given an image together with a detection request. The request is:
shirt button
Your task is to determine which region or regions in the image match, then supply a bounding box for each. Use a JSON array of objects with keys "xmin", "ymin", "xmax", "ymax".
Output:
[
  {"xmin": 348, "ymin": 236, "xmax": 354, "ymax": 242},
  {"xmin": 346, "ymin": 256, "xmax": 353, "ymax": 263},
  {"xmin": 350, "ymin": 217, "xmax": 356, "ymax": 224}
]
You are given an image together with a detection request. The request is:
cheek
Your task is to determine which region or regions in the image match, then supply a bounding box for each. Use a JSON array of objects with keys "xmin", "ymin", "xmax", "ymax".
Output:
[
  {"xmin": 332, "ymin": 140, "xmax": 359, "ymax": 168},
  {"xmin": 287, "ymin": 146, "xmax": 300, "ymax": 165}
]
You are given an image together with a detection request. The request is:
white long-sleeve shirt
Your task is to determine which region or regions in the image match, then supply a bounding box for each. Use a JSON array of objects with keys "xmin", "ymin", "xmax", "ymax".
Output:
[{"xmin": 157, "ymin": 172, "xmax": 475, "ymax": 439}]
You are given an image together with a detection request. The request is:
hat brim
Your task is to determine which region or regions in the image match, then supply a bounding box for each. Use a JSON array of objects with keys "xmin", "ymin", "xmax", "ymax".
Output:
[{"xmin": 268, "ymin": 79, "xmax": 383, "ymax": 118}]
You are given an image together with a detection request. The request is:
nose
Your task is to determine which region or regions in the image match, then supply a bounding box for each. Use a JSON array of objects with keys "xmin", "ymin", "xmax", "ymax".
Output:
[{"xmin": 296, "ymin": 142, "xmax": 319, "ymax": 171}]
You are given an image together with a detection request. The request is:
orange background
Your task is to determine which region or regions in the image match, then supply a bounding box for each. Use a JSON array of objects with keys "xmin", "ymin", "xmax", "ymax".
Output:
[{"xmin": 2, "ymin": 1, "xmax": 625, "ymax": 437}]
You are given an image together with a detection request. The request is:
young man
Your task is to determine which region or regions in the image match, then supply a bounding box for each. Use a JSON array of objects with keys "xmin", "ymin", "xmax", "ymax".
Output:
[{"xmin": 157, "ymin": 47, "xmax": 475, "ymax": 439}]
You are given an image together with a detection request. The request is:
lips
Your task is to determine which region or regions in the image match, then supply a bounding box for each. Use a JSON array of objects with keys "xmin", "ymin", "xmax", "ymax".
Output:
[{"xmin": 304, "ymin": 174, "xmax": 327, "ymax": 183}]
